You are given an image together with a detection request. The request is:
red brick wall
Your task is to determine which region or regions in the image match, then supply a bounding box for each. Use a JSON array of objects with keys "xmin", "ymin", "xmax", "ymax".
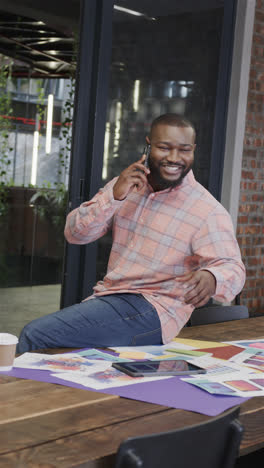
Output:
[{"xmin": 236, "ymin": 0, "xmax": 264, "ymax": 315}]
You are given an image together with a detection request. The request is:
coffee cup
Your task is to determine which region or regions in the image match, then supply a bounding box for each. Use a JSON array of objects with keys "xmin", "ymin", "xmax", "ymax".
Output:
[{"xmin": 0, "ymin": 333, "xmax": 19, "ymax": 371}]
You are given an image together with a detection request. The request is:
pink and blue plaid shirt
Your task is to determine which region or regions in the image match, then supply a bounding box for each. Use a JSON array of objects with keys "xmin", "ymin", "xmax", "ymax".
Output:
[{"xmin": 65, "ymin": 170, "xmax": 245, "ymax": 343}]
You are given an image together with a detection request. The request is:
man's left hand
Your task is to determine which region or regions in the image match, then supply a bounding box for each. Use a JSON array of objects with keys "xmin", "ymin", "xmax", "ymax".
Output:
[{"xmin": 177, "ymin": 270, "xmax": 216, "ymax": 308}]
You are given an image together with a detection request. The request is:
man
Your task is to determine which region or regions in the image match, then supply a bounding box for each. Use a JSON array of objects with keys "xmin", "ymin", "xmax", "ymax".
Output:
[{"xmin": 17, "ymin": 113, "xmax": 245, "ymax": 353}]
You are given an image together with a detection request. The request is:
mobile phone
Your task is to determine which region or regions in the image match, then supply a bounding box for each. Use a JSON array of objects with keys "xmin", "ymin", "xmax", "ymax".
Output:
[
  {"xmin": 112, "ymin": 359, "xmax": 206, "ymax": 377},
  {"xmin": 143, "ymin": 144, "xmax": 151, "ymax": 168}
]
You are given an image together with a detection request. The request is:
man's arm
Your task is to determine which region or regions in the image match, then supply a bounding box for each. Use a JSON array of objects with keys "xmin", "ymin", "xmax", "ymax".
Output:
[
  {"xmin": 64, "ymin": 177, "xmax": 122, "ymax": 244},
  {"xmin": 64, "ymin": 154, "xmax": 150, "ymax": 245},
  {"xmin": 177, "ymin": 207, "xmax": 246, "ymax": 307}
]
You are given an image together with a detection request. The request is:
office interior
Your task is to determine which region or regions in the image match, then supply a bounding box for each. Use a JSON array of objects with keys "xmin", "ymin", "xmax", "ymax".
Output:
[{"xmin": 0, "ymin": 1, "xmax": 262, "ymax": 341}]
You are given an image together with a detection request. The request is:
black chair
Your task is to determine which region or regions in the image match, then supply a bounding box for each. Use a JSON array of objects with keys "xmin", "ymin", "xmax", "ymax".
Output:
[
  {"xmin": 114, "ymin": 406, "xmax": 243, "ymax": 468},
  {"xmin": 189, "ymin": 304, "xmax": 249, "ymax": 326}
]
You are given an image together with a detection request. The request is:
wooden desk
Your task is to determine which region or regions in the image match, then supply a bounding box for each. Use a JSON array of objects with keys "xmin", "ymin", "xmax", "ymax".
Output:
[{"xmin": 1, "ymin": 317, "xmax": 264, "ymax": 467}]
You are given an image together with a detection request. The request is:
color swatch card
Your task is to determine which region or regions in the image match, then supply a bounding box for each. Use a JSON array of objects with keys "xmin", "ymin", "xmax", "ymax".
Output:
[
  {"xmin": 225, "ymin": 339, "xmax": 264, "ymax": 350},
  {"xmin": 229, "ymin": 347, "xmax": 264, "ymax": 372},
  {"xmin": 182, "ymin": 372, "xmax": 264, "ymax": 397},
  {"xmin": 190, "ymin": 356, "xmax": 255, "ymax": 377}
]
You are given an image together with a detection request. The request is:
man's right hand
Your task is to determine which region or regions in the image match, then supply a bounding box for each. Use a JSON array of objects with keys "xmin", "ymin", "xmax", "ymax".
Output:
[{"xmin": 113, "ymin": 154, "xmax": 150, "ymax": 200}]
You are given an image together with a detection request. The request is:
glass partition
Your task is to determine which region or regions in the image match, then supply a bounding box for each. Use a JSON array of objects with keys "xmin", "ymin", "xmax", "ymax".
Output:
[
  {"xmin": 0, "ymin": 71, "xmax": 74, "ymax": 335},
  {"xmin": 96, "ymin": 1, "xmax": 226, "ymax": 281}
]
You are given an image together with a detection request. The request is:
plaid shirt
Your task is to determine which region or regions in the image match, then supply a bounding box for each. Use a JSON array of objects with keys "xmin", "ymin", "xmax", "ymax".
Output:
[{"xmin": 65, "ymin": 170, "xmax": 246, "ymax": 343}]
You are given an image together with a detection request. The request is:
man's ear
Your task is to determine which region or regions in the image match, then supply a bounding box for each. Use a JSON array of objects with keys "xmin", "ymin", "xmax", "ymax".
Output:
[{"xmin": 146, "ymin": 136, "xmax": 150, "ymax": 144}]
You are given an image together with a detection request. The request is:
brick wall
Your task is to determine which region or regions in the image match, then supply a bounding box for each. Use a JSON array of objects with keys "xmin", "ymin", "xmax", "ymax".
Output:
[{"xmin": 236, "ymin": 0, "xmax": 264, "ymax": 314}]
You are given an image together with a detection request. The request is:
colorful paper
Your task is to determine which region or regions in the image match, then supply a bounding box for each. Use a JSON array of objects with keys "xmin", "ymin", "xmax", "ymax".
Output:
[
  {"xmin": 172, "ymin": 338, "xmax": 227, "ymax": 349},
  {"xmin": 166, "ymin": 349, "xmax": 210, "ymax": 357},
  {"xmin": 196, "ymin": 345, "xmax": 244, "ymax": 360},
  {"xmin": 5, "ymin": 363, "xmax": 248, "ymax": 416},
  {"xmin": 77, "ymin": 349, "xmax": 132, "ymax": 362},
  {"xmin": 230, "ymin": 348, "xmax": 264, "ymax": 372},
  {"xmin": 14, "ymin": 352, "xmax": 111, "ymax": 374},
  {"xmin": 226, "ymin": 339, "xmax": 264, "ymax": 349},
  {"xmin": 53, "ymin": 368, "xmax": 170, "ymax": 390},
  {"xmin": 183, "ymin": 371, "xmax": 264, "ymax": 398}
]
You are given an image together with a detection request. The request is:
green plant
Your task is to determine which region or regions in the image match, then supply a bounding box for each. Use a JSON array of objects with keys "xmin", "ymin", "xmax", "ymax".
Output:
[
  {"xmin": 30, "ymin": 182, "xmax": 68, "ymax": 251},
  {"xmin": 35, "ymin": 78, "xmax": 45, "ymax": 134},
  {"xmin": 29, "ymin": 76, "xmax": 76, "ymax": 250},
  {"xmin": 29, "ymin": 76, "xmax": 76, "ymax": 245},
  {"xmin": 58, "ymin": 77, "xmax": 75, "ymax": 183},
  {"xmin": 0, "ymin": 57, "xmax": 13, "ymax": 217}
]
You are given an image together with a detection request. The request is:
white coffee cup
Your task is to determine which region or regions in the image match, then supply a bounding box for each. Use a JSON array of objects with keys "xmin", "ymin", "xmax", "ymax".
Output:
[{"xmin": 0, "ymin": 333, "xmax": 19, "ymax": 371}]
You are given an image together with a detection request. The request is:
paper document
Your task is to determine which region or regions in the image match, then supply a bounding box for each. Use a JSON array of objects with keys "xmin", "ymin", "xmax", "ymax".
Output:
[
  {"xmin": 183, "ymin": 371, "xmax": 264, "ymax": 397},
  {"xmin": 190, "ymin": 356, "xmax": 255, "ymax": 377},
  {"xmin": 14, "ymin": 352, "xmax": 111, "ymax": 374},
  {"xmin": 229, "ymin": 347, "xmax": 264, "ymax": 372},
  {"xmin": 225, "ymin": 339, "xmax": 264, "ymax": 349},
  {"xmin": 172, "ymin": 338, "xmax": 227, "ymax": 349},
  {"xmin": 53, "ymin": 368, "xmax": 171, "ymax": 390}
]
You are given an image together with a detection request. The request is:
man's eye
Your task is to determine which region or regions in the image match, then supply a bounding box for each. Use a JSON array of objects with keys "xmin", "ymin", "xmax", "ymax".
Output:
[
  {"xmin": 158, "ymin": 146, "xmax": 169, "ymax": 150},
  {"xmin": 180, "ymin": 148, "xmax": 192, "ymax": 152}
]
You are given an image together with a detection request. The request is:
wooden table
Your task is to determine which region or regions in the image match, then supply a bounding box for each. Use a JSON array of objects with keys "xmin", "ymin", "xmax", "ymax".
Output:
[{"xmin": 1, "ymin": 316, "xmax": 264, "ymax": 467}]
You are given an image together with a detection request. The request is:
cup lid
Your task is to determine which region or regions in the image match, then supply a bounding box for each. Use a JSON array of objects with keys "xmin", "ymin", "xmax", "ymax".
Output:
[{"xmin": 0, "ymin": 333, "xmax": 19, "ymax": 345}]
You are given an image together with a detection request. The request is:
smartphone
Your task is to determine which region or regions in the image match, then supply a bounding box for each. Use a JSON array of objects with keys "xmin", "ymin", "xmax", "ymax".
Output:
[
  {"xmin": 143, "ymin": 144, "xmax": 151, "ymax": 168},
  {"xmin": 112, "ymin": 359, "xmax": 206, "ymax": 377}
]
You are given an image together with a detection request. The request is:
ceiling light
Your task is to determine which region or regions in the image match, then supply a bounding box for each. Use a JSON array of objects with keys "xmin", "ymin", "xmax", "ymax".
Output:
[
  {"xmin": 114, "ymin": 5, "xmax": 156, "ymax": 20},
  {"xmin": 46, "ymin": 94, "xmax": 54, "ymax": 154},
  {"xmin": 31, "ymin": 130, "xmax": 39, "ymax": 185}
]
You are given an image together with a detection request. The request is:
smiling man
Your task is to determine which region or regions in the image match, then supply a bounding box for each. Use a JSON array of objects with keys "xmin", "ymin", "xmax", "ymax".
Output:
[
  {"xmin": 17, "ymin": 113, "xmax": 246, "ymax": 353},
  {"xmin": 147, "ymin": 114, "xmax": 195, "ymax": 190}
]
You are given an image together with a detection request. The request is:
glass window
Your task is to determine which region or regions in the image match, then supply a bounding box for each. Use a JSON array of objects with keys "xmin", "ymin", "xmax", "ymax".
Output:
[
  {"xmin": 96, "ymin": 0, "xmax": 226, "ymax": 281},
  {"xmin": 0, "ymin": 67, "xmax": 74, "ymax": 336}
]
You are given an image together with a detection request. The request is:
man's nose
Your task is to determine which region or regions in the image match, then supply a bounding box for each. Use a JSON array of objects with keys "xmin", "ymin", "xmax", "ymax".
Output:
[{"xmin": 167, "ymin": 147, "xmax": 181, "ymax": 162}]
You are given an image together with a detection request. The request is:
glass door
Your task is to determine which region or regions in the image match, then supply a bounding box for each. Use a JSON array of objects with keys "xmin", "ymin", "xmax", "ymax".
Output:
[{"xmin": 95, "ymin": 0, "xmax": 236, "ymax": 283}]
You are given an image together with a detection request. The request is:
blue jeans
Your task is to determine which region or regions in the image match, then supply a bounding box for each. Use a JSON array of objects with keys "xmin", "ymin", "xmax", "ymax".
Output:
[{"xmin": 17, "ymin": 293, "xmax": 162, "ymax": 353}]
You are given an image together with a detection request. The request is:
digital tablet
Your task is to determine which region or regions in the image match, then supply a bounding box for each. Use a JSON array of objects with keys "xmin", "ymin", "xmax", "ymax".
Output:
[{"xmin": 112, "ymin": 359, "xmax": 207, "ymax": 377}]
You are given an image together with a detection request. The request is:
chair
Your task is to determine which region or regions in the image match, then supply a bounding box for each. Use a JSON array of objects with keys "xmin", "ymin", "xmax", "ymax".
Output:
[
  {"xmin": 114, "ymin": 406, "xmax": 243, "ymax": 468},
  {"xmin": 189, "ymin": 304, "xmax": 249, "ymax": 326}
]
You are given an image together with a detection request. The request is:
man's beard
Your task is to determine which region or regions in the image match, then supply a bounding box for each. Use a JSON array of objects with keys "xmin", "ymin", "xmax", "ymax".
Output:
[{"xmin": 148, "ymin": 158, "xmax": 192, "ymax": 191}]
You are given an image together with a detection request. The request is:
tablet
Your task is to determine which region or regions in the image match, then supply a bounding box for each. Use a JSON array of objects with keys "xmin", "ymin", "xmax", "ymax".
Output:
[{"xmin": 112, "ymin": 359, "xmax": 207, "ymax": 377}]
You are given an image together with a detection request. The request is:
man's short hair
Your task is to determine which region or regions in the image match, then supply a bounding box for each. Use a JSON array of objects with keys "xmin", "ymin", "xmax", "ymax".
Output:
[{"xmin": 150, "ymin": 113, "xmax": 196, "ymax": 140}]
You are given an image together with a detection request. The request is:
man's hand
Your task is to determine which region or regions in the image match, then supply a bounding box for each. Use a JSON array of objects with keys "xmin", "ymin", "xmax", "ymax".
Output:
[
  {"xmin": 177, "ymin": 270, "xmax": 216, "ymax": 308},
  {"xmin": 113, "ymin": 154, "xmax": 150, "ymax": 200}
]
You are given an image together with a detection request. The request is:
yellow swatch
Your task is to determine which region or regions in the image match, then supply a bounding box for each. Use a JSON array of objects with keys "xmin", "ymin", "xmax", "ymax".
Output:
[
  {"xmin": 172, "ymin": 338, "xmax": 227, "ymax": 349},
  {"xmin": 151, "ymin": 354, "xmax": 178, "ymax": 360},
  {"xmin": 119, "ymin": 351, "xmax": 149, "ymax": 360}
]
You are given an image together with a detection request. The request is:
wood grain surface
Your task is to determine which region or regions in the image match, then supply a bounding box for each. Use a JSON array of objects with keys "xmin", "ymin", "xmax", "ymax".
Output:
[{"xmin": 0, "ymin": 316, "xmax": 264, "ymax": 467}]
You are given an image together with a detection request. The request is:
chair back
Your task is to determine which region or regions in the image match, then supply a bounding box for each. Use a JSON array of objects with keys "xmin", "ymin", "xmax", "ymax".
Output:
[
  {"xmin": 115, "ymin": 406, "xmax": 243, "ymax": 468},
  {"xmin": 190, "ymin": 305, "xmax": 249, "ymax": 326}
]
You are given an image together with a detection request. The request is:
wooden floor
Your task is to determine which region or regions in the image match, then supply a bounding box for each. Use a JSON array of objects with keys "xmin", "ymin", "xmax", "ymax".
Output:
[{"xmin": 0, "ymin": 284, "xmax": 61, "ymax": 336}]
